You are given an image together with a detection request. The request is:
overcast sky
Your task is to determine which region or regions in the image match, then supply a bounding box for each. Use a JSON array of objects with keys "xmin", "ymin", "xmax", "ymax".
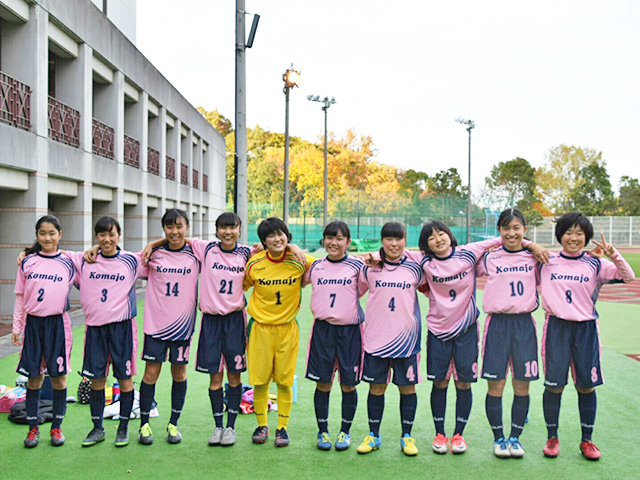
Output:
[{"xmin": 137, "ymin": 1, "xmax": 640, "ymax": 193}]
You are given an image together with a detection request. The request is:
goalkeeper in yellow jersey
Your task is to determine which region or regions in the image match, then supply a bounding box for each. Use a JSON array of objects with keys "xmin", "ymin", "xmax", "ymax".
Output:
[{"xmin": 244, "ymin": 217, "xmax": 316, "ymax": 447}]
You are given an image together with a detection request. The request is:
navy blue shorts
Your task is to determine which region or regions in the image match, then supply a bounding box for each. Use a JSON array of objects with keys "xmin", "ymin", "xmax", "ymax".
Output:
[
  {"xmin": 426, "ymin": 323, "xmax": 478, "ymax": 383},
  {"xmin": 305, "ymin": 320, "xmax": 363, "ymax": 386},
  {"xmin": 83, "ymin": 320, "xmax": 134, "ymax": 380},
  {"xmin": 362, "ymin": 352, "xmax": 420, "ymax": 386},
  {"xmin": 142, "ymin": 334, "xmax": 192, "ymax": 365},
  {"xmin": 482, "ymin": 313, "xmax": 539, "ymax": 382},
  {"xmin": 543, "ymin": 315, "xmax": 602, "ymax": 389},
  {"xmin": 195, "ymin": 311, "xmax": 247, "ymax": 374},
  {"xmin": 17, "ymin": 314, "xmax": 69, "ymax": 378}
]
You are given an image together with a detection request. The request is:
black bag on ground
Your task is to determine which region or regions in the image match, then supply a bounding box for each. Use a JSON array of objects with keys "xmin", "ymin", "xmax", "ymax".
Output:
[
  {"xmin": 77, "ymin": 374, "xmax": 92, "ymax": 404},
  {"xmin": 8, "ymin": 400, "xmax": 53, "ymax": 425}
]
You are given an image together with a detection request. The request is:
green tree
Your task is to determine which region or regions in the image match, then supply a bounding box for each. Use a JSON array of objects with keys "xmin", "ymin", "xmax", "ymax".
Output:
[
  {"xmin": 569, "ymin": 162, "xmax": 616, "ymax": 215},
  {"xmin": 619, "ymin": 176, "xmax": 640, "ymax": 216},
  {"xmin": 536, "ymin": 144, "xmax": 605, "ymax": 213},
  {"xmin": 397, "ymin": 169, "xmax": 429, "ymax": 202},
  {"xmin": 427, "ymin": 168, "xmax": 465, "ymax": 195}
]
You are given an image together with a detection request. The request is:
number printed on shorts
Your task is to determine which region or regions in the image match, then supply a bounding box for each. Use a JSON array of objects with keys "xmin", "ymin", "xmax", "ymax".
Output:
[
  {"xmin": 56, "ymin": 356, "xmax": 64, "ymax": 373},
  {"xmin": 165, "ymin": 282, "xmax": 179, "ymax": 297},
  {"xmin": 101, "ymin": 288, "xmax": 108, "ymax": 303},
  {"xmin": 591, "ymin": 366, "xmax": 598, "ymax": 383},
  {"xmin": 509, "ymin": 281, "xmax": 524, "ymax": 297},
  {"xmin": 406, "ymin": 365, "xmax": 416, "ymax": 383},
  {"xmin": 37, "ymin": 288, "xmax": 44, "ymax": 302},
  {"xmin": 125, "ymin": 360, "xmax": 132, "ymax": 376},
  {"xmin": 219, "ymin": 279, "xmax": 234, "ymax": 295},
  {"xmin": 565, "ymin": 289, "xmax": 572, "ymax": 304},
  {"xmin": 472, "ymin": 362, "xmax": 478, "ymax": 379},
  {"xmin": 329, "ymin": 293, "xmax": 336, "ymax": 308},
  {"xmin": 177, "ymin": 345, "xmax": 190, "ymax": 362},
  {"xmin": 234, "ymin": 355, "xmax": 244, "ymax": 370},
  {"xmin": 524, "ymin": 360, "xmax": 538, "ymax": 378}
]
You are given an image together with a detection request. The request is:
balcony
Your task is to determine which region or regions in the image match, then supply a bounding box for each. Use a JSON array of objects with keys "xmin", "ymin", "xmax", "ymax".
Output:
[
  {"xmin": 48, "ymin": 96, "xmax": 80, "ymax": 147},
  {"xmin": 181, "ymin": 163, "xmax": 188, "ymax": 186},
  {"xmin": 193, "ymin": 169, "xmax": 199, "ymax": 189},
  {"xmin": 92, "ymin": 119, "xmax": 114, "ymax": 159},
  {"xmin": 148, "ymin": 147, "xmax": 160, "ymax": 175},
  {"xmin": 203, "ymin": 173, "xmax": 208, "ymax": 192},
  {"xmin": 0, "ymin": 71, "xmax": 31, "ymax": 130},
  {"xmin": 166, "ymin": 156, "xmax": 175, "ymax": 181},
  {"xmin": 124, "ymin": 134, "xmax": 140, "ymax": 168}
]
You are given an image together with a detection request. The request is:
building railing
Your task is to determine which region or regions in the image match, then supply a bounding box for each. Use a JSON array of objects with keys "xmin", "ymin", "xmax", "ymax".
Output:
[
  {"xmin": 203, "ymin": 173, "xmax": 208, "ymax": 192},
  {"xmin": 92, "ymin": 118, "xmax": 114, "ymax": 159},
  {"xmin": 193, "ymin": 169, "xmax": 199, "ymax": 189},
  {"xmin": 124, "ymin": 134, "xmax": 140, "ymax": 168},
  {"xmin": 48, "ymin": 96, "xmax": 80, "ymax": 147},
  {"xmin": 181, "ymin": 163, "xmax": 189, "ymax": 186},
  {"xmin": 148, "ymin": 147, "xmax": 160, "ymax": 175},
  {"xmin": 0, "ymin": 71, "xmax": 31, "ymax": 130},
  {"xmin": 166, "ymin": 156, "xmax": 176, "ymax": 181}
]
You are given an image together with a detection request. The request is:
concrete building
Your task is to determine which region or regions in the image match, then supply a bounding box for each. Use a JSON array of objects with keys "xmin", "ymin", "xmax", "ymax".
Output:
[{"xmin": 0, "ymin": 0, "xmax": 226, "ymax": 324}]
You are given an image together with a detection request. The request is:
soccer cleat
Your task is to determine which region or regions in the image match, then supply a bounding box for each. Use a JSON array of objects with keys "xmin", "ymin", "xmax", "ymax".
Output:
[
  {"xmin": 580, "ymin": 441, "xmax": 601, "ymax": 461},
  {"xmin": 317, "ymin": 431, "xmax": 332, "ymax": 451},
  {"xmin": 493, "ymin": 437, "xmax": 510, "ymax": 458},
  {"xmin": 166, "ymin": 423, "xmax": 182, "ymax": 444},
  {"xmin": 334, "ymin": 432, "xmax": 351, "ymax": 451},
  {"xmin": 82, "ymin": 427, "xmax": 106, "ymax": 447},
  {"xmin": 115, "ymin": 427, "xmax": 129, "ymax": 447},
  {"xmin": 401, "ymin": 433, "xmax": 418, "ymax": 456},
  {"xmin": 275, "ymin": 428, "xmax": 290, "ymax": 447},
  {"xmin": 432, "ymin": 433, "xmax": 449, "ymax": 454},
  {"xmin": 450, "ymin": 433, "xmax": 468, "ymax": 454},
  {"xmin": 138, "ymin": 423, "xmax": 153, "ymax": 445},
  {"xmin": 356, "ymin": 432, "xmax": 382, "ymax": 454},
  {"xmin": 50, "ymin": 428, "xmax": 65, "ymax": 447},
  {"xmin": 220, "ymin": 427, "xmax": 236, "ymax": 447},
  {"xmin": 507, "ymin": 437, "xmax": 524, "ymax": 458},
  {"xmin": 208, "ymin": 427, "xmax": 224, "ymax": 446},
  {"xmin": 251, "ymin": 425, "xmax": 269, "ymax": 444},
  {"xmin": 543, "ymin": 437, "xmax": 559, "ymax": 458},
  {"xmin": 24, "ymin": 427, "xmax": 39, "ymax": 448}
]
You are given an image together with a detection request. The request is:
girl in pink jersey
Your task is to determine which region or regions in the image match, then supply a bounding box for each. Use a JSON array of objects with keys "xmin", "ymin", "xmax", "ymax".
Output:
[
  {"xmin": 137, "ymin": 209, "xmax": 199, "ymax": 446},
  {"xmin": 303, "ymin": 221, "xmax": 365, "ymax": 452},
  {"xmin": 356, "ymin": 222, "xmax": 424, "ymax": 457},
  {"xmin": 539, "ymin": 212, "xmax": 635, "ymax": 461},
  {"xmin": 417, "ymin": 220, "xmax": 546, "ymax": 455},
  {"xmin": 71, "ymin": 217, "xmax": 143, "ymax": 448},
  {"xmin": 12, "ymin": 215, "xmax": 75, "ymax": 448},
  {"xmin": 477, "ymin": 209, "xmax": 540, "ymax": 459}
]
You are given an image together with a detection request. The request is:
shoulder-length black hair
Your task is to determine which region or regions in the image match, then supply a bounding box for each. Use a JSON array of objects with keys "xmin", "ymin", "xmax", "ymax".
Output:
[
  {"xmin": 24, "ymin": 215, "xmax": 62, "ymax": 256},
  {"xmin": 554, "ymin": 212, "xmax": 593, "ymax": 244},
  {"xmin": 418, "ymin": 220, "xmax": 458, "ymax": 256}
]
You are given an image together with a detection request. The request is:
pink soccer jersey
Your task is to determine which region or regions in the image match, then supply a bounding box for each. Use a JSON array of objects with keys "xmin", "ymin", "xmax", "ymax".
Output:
[
  {"xmin": 415, "ymin": 237, "xmax": 504, "ymax": 341},
  {"xmin": 189, "ymin": 238, "xmax": 254, "ymax": 315},
  {"xmin": 143, "ymin": 244, "xmax": 201, "ymax": 340},
  {"xmin": 305, "ymin": 254, "xmax": 365, "ymax": 325},
  {"xmin": 539, "ymin": 249, "xmax": 635, "ymax": 322},
  {"xmin": 358, "ymin": 255, "xmax": 424, "ymax": 358},
  {"xmin": 13, "ymin": 251, "xmax": 76, "ymax": 331},
  {"xmin": 477, "ymin": 247, "xmax": 540, "ymax": 314},
  {"xmin": 67, "ymin": 250, "xmax": 143, "ymax": 327}
]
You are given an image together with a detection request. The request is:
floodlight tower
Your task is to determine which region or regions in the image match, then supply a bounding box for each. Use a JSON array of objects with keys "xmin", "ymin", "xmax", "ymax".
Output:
[
  {"xmin": 307, "ymin": 94, "xmax": 336, "ymax": 227},
  {"xmin": 282, "ymin": 65, "xmax": 300, "ymax": 223},
  {"xmin": 455, "ymin": 117, "xmax": 476, "ymax": 243}
]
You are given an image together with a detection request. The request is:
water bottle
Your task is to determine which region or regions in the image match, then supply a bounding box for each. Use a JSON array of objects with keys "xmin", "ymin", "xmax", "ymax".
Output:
[
  {"xmin": 112, "ymin": 380, "xmax": 121, "ymax": 403},
  {"xmin": 292, "ymin": 375, "xmax": 298, "ymax": 403}
]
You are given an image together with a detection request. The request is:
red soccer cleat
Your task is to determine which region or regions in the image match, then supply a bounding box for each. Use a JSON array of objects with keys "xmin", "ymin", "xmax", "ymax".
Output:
[
  {"xmin": 543, "ymin": 437, "xmax": 559, "ymax": 458},
  {"xmin": 580, "ymin": 441, "xmax": 601, "ymax": 461}
]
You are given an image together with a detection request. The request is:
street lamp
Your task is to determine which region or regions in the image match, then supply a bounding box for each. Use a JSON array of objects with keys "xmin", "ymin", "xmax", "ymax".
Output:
[
  {"xmin": 307, "ymin": 94, "xmax": 336, "ymax": 227},
  {"xmin": 282, "ymin": 65, "xmax": 300, "ymax": 224},
  {"xmin": 455, "ymin": 117, "xmax": 476, "ymax": 243}
]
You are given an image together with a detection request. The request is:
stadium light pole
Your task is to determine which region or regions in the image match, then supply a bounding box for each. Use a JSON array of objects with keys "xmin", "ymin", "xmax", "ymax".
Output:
[
  {"xmin": 455, "ymin": 117, "xmax": 475, "ymax": 243},
  {"xmin": 307, "ymin": 95, "xmax": 336, "ymax": 227},
  {"xmin": 282, "ymin": 65, "xmax": 300, "ymax": 224}
]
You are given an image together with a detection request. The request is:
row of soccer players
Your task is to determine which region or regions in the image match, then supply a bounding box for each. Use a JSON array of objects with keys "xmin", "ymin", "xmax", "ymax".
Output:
[{"xmin": 11, "ymin": 208, "xmax": 634, "ymax": 462}]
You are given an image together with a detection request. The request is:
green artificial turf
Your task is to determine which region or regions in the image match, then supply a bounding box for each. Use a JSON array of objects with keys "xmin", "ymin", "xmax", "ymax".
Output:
[
  {"xmin": 621, "ymin": 252, "xmax": 640, "ymax": 277},
  {"xmin": 1, "ymin": 292, "xmax": 639, "ymax": 480}
]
